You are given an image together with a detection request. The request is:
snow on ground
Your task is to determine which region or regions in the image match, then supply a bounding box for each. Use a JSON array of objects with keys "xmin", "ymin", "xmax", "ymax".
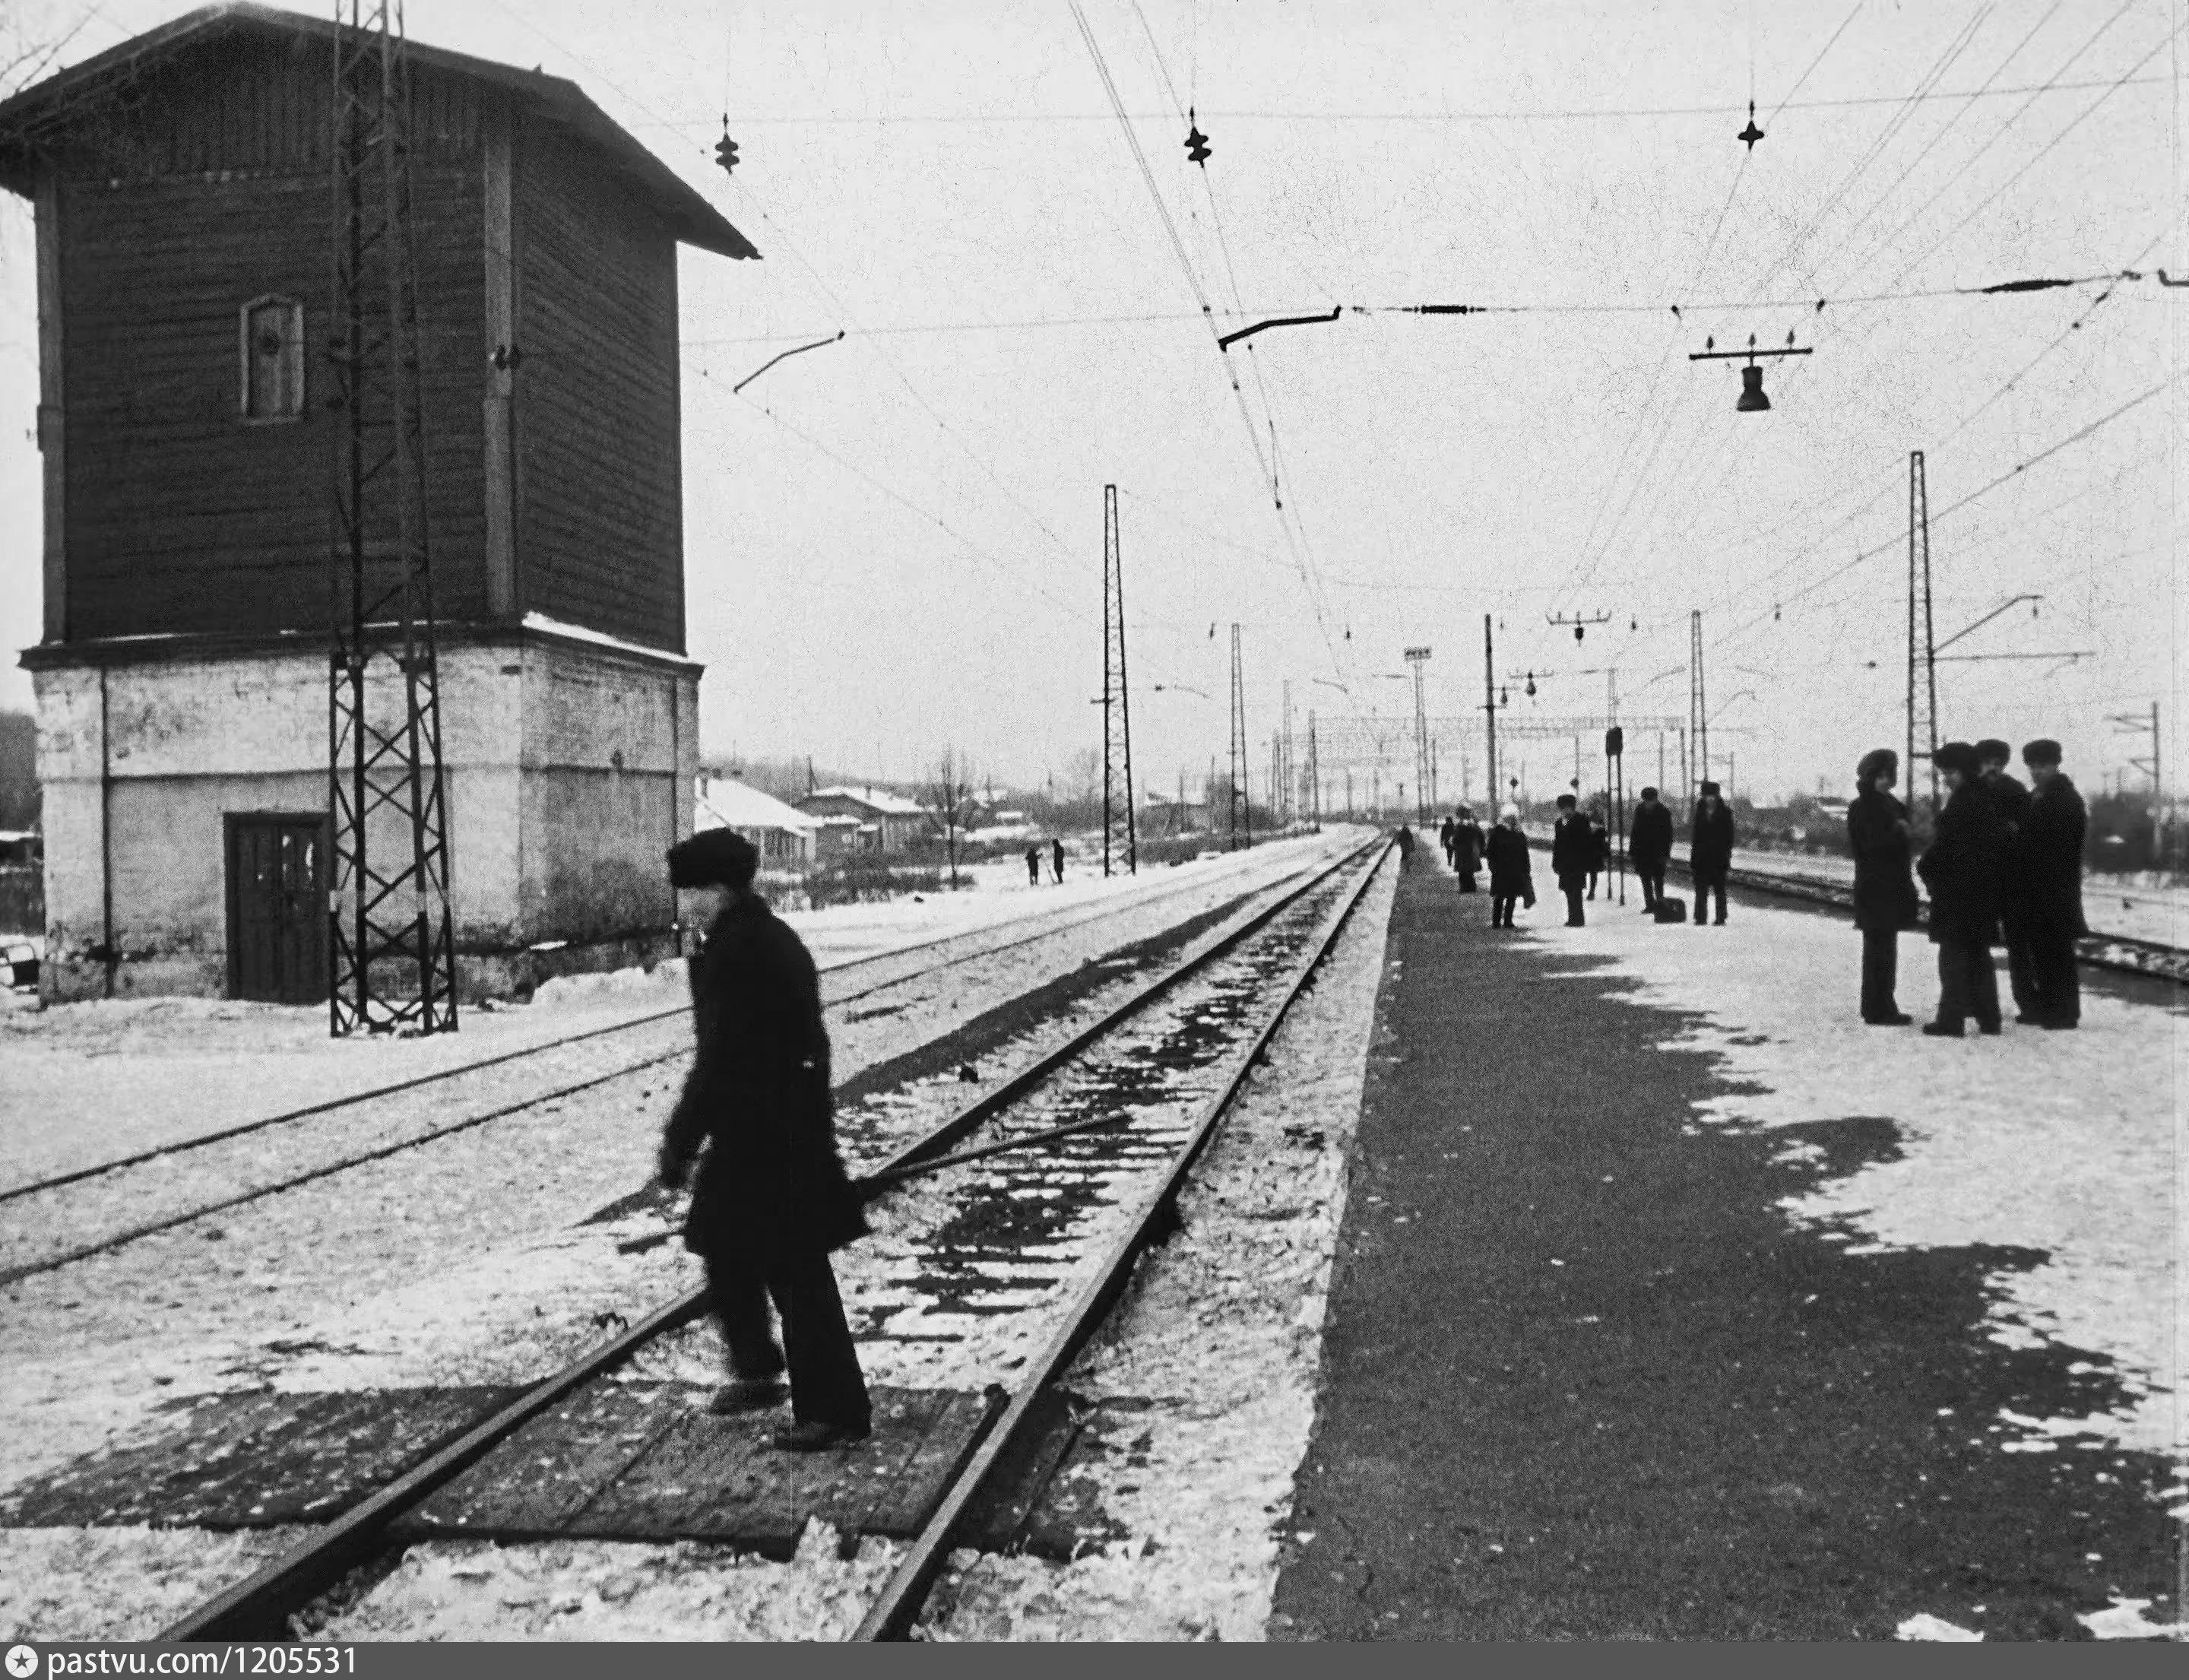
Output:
[
  {"xmin": 0, "ymin": 835, "xmax": 1337, "ymax": 1192},
  {"xmin": 0, "ymin": 835, "xmax": 1365, "ymax": 1639},
  {"xmin": 1514, "ymin": 898, "xmax": 2182, "ymax": 1466}
]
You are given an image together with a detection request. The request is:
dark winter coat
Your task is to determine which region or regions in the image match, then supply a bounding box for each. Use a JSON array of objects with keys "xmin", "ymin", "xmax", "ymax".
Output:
[
  {"xmin": 1690, "ymin": 800, "xmax": 1737, "ymax": 878},
  {"xmin": 1847, "ymin": 785, "xmax": 1920, "ymax": 933},
  {"xmin": 1916, "ymin": 781, "xmax": 2007, "ymax": 947},
  {"xmin": 2018, "ymin": 774, "xmax": 2089, "ymax": 940},
  {"xmin": 1630, "ymin": 801, "xmax": 1674, "ymax": 867},
  {"xmin": 661, "ymin": 894, "xmax": 869, "ymax": 1265},
  {"xmin": 1486, "ymin": 826, "xmax": 1534, "ymax": 896},
  {"xmin": 1551, "ymin": 812, "xmax": 1592, "ymax": 886},
  {"xmin": 1439, "ymin": 818, "xmax": 1456, "ymax": 857},
  {"xmin": 1983, "ymin": 771, "xmax": 2033, "ymax": 921},
  {"xmin": 1589, "ymin": 823, "xmax": 1611, "ymax": 870},
  {"xmin": 1451, "ymin": 818, "xmax": 1486, "ymax": 871}
]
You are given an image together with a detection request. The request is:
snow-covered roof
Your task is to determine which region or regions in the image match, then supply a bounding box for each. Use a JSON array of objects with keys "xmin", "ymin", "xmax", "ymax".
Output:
[
  {"xmin": 695, "ymin": 777, "xmax": 819, "ymax": 834},
  {"xmin": 803, "ymin": 785, "xmax": 928, "ymax": 818}
]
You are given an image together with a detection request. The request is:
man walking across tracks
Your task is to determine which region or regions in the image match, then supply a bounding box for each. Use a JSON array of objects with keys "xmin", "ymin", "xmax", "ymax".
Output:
[
  {"xmin": 1551, "ymin": 793, "xmax": 1592, "ymax": 927},
  {"xmin": 1690, "ymin": 781, "xmax": 1736, "ymax": 926},
  {"xmin": 2017, "ymin": 738, "xmax": 2088, "ymax": 1029},
  {"xmin": 1976, "ymin": 738, "xmax": 2037, "ymax": 1019},
  {"xmin": 659, "ymin": 829, "xmax": 874, "ymax": 1451},
  {"xmin": 1450, "ymin": 806, "xmax": 1486, "ymax": 893},
  {"xmin": 1916, "ymin": 742, "xmax": 2008, "ymax": 1039},
  {"xmin": 1630, "ymin": 785, "xmax": 1672, "ymax": 912}
]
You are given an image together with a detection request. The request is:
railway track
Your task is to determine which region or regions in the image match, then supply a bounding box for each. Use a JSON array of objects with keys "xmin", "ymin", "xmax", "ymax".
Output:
[
  {"xmin": 0, "ymin": 841, "xmax": 1347, "ymax": 1287},
  {"xmin": 131, "ymin": 834, "xmax": 1388, "ymax": 1641}
]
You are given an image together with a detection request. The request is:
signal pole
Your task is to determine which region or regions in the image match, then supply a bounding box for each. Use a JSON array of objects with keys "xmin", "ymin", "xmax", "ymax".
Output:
[
  {"xmin": 1688, "ymin": 610, "xmax": 1707, "ymax": 792},
  {"xmin": 1228, "ymin": 623, "xmax": 1251, "ymax": 849},
  {"xmin": 1481, "ymin": 616, "xmax": 1500, "ymax": 810},
  {"xmin": 1908, "ymin": 451, "xmax": 1940, "ymax": 818},
  {"xmin": 1405, "ymin": 646, "xmax": 1432, "ymax": 826},
  {"xmin": 1099, "ymin": 484, "xmax": 1136, "ymax": 876}
]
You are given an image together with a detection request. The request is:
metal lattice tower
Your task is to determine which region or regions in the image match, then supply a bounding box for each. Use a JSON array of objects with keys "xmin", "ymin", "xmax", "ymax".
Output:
[
  {"xmin": 1099, "ymin": 485, "xmax": 1136, "ymax": 876},
  {"xmin": 327, "ymin": 0, "xmax": 458, "ymax": 1035},
  {"xmin": 1405, "ymin": 646, "xmax": 1431, "ymax": 824},
  {"xmin": 1687, "ymin": 610, "xmax": 1707, "ymax": 796},
  {"xmin": 1908, "ymin": 450, "xmax": 1940, "ymax": 818},
  {"xmin": 1228, "ymin": 623, "xmax": 1252, "ymax": 849}
]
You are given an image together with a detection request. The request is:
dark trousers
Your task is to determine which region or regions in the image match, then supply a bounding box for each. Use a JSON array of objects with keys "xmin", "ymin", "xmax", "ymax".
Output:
[
  {"xmin": 1562, "ymin": 883, "xmax": 1586, "ymax": 926},
  {"xmin": 1586, "ymin": 869, "xmax": 1601, "ymax": 901},
  {"xmin": 2004, "ymin": 923, "xmax": 2039, "ymax": 1013},
  {"xmin": 1492, "ymin": 893, "xmax": 1520, "ymax": 927},
  {"xmin": 1694, "ymin": 872, "xmax": 1728, "ymax": 924},
  {"xmin": 1636, "ymin": 867, "xmax": 1665, "ymax": 909},
  {"xmin": 1933, "ymin": 940, "xmax": 2001, "ymax": 1032},
  {"xmin": 706, "ymin": 1247, "xmax": 871, "ymax": 1430},
  {"xmin": 1456, "ymin": 867, "xmax": 1478, "ymax": 892},
  {"xmin": 1859, "ymin": 927, "xmax": 1900, "ymax": 1020},
  {"xmin": 2029, "ymin": 930, "xmax": 2081, "ymax": 1025}
]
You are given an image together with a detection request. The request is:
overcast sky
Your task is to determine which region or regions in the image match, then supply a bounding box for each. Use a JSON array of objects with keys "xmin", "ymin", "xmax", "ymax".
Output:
[{"xmin": 2, "ymin": 0, "xmax": 2179, "ymax": 805}]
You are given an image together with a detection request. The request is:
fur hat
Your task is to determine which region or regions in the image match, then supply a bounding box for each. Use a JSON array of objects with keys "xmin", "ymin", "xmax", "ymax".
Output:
[
  {"xmin": 1932, "ymin": 740, "xmax": 1981, "ymax": 776},
  {"xmin": 1556, "ymin": 793, "xmax": 1577, "ymax": 809},
  {"xmin": 2021, "ymin": 737, "xmax": 2063, "ymax": 767},
  {"xmin": 668, "ymin": 828, "xmax": 759, "ymax": 890},
  {"xmin": 1639, "ymin": 786, "xmax": 1658, "ymax": 800},
  {"xmin": 1974, "ymin": 738, "xmax": 2012, "ymax": 766},
  {"xmin": 1698, "ymin": 780, "xmax": 1721, "ymax": 797}
]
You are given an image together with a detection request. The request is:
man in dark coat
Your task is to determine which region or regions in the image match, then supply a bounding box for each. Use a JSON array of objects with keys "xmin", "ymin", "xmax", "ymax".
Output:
[
  {"xmin": 1915, "ymin": 742, "xmax": 2007, "ymax": 1038},
  {"xmin": 1586, "ymin": 815, "xmax": 1610, "ymax": 900},
  {"xmin": 1848, "ymin": 747, "xmax": 1918, "ymax": 1025},
  {"xmin": 1976, "ymin": 738, "xmax": 2037, "ymax": 1019},
  {"xmin": 1450, "ymin": 806, "xmax": 1486, "ymax": 892},
  {"xmin": 1439, "ymin": 815, "xmax": 1457, "ymax": 867},
  {"xmin": 1395, "ymin": 823, "xmax": 1416, "ymax": 866},
  {"xmin": 1690, "ymin": 781, "xmax": 1736, "ymax": 926},
  {"xmin": 1025, "ymin": 844, "xmax": 1041, "ymax": 887},
  {"xmin": 659, "ymin": 829, "xmax": 873, "ymax": 1450},
  {"xmin": 1485, "ymin": 803, "xmax": 1533, "ymax": 927},
  {"xmin": 1630, "ymin": 786, "xmax": 1673, "ymax": 912},
  {"xmin": 2018, "ymin": 738, "xmax": 2087, "ymax": 1029},
  {"xmin": 1050, "ymin": 836, "xmax": 1066, "ymax": 884},
  {"xmin": 1551, "ymin": 793, "xmax": 1591, "ymax": 926}
]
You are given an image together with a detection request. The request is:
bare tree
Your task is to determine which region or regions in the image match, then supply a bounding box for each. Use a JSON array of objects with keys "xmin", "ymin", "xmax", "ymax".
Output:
[{"xmin": 929, "ymin": 746, "xmax": 974, "ymax": 888}]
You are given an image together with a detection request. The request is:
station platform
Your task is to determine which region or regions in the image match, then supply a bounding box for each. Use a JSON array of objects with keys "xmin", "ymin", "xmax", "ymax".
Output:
[{"xmin": 1271, "ymin": 850, "xmax": 2180, "ymax": 1640}]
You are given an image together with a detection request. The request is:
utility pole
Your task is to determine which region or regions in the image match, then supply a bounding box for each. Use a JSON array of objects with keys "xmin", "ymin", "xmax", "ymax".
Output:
[
  {"xmin": 1307, "ymin": 711, "xmax": 1321, "ymax": 829},
  {"xmin": 1099, "ymin": 484, "xmax": 1136, "ymax": 876},
  {"xmin": 2111, "ymin": 704, "xmax": 2162, "ymax": 807},
  {"xmin": 1688, "ymin": 610, "xmax": 1708, "ymax": 792},
  {"xmin": 1281, "ymin": 680, "xmax": 1295, "ymax": 828},
  {"xmin": 1405, "ymin": 645, "xmax": 1433, "ymax": 826},
  {"xmin": 327, "ymin": 0, "xmax": 458, "ymax": 1036},
  {"xmin": 1908, "ymin": 450, "xmax": 1940, "ymax": 819},
  {"xmin": 1228, "ymin": 623, "xmax": 1251, "ymax": 849},
  {"xmin": 1481, "ymin": 616, "xmax": 1499, "ymax": 815}
]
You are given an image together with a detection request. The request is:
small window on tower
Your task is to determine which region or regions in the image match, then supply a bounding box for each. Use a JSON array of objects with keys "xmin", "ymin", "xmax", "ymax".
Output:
[{"xmin": 239, "ymin": 296, "xmax": 304, "ymax": 422}]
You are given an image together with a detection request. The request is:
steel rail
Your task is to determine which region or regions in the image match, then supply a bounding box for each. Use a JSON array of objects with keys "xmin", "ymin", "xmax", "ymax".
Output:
[
  {"xmin": 2, "ymin": 842, "xmax": 1336, "ymax": 1208},
  {"xmin": 2, "ymin": 845, "xmax": 1348, "ymax": 1286},
  {"xmin": 852, "ymin": 835, "xmax": 1395, "ymax": 1640},
  {"xmin": 153, "ymin": 837, "xmax": 1385, "ymax": 1642}
]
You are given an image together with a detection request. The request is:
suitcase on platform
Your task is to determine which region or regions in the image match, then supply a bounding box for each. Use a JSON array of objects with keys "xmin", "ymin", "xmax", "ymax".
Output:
[{"xmin": 1653, "ymin": 898, "xmax": 1687, "ymax": 924}]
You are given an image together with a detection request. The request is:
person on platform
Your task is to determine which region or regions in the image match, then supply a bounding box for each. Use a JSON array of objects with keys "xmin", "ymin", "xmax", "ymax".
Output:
[
  {"xmin": 1395, "ymin": 823, "xmax": 1417, "ymax": 866},
  {"xmin": 1025, "ymin": 844, "xmax": 1042, "ymax": 888},
  {"xmin": 1051, "ymin": 836, "xmax": 1066, "ymax": 885},
  {"xmin": 1690, "ymin": 781, "xmax": 1736, "ymax": 926},
  {"xmin": 1450, "ymin": 806, "xmax": 1486, "ymax": 892},
  {"xmin": 1439, "ymin": 813, "xmax": 1457, "ymax": 868},
  {"xmin": 2017, "ymin": 738, "xmax": 2088, "ymax": 1029},
  {"xmin": 658, "ymin": 829, "xmax": 873, "ymax": 1451},
  {"xmin": 1915, "ymin": 741, "xmax": 2007, "ymax": 1038},
  {"xmin": 1976, "ymin": 737, "xmax": 2037, "ymax": 1019},
  {"xmin": 1551, "ymin": 793, "xmax": 1592, "ymax": 927},
  {"xmin": 1630, "ymin": 786, "xmax": 1672, "ymax": 912},
  {"xmin": 1586, "ymin": 813, "xmax": 1611, "ymax": 901},
  {"xmin": 1486, "ymin": 803, "xmax": 1534, "ymax": 927},
  {"xmin": 1848, "ymin": 747, "xmax": 1919, "ymax": 1025}
]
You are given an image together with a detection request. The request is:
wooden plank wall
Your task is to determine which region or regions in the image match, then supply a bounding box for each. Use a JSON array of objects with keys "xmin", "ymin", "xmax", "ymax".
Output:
[
  {"xmin": 50, "ymin": 40, "xmax": 488, "ymax": 641},
  {"xmin": 513, "ymin": 117, "xmax": 686, "ymax": 655}
]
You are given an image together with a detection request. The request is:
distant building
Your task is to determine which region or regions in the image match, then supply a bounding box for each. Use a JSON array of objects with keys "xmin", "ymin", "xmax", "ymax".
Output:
[
  {"xmin": 695, "ymin": 775, "xmax": 817, "ymax": 869},
  {"xmin": 0, "ymin": 4, "xmax": 757, "ymax": 1003},
  {"xmin": 797, "ymin": 786, "xmax": 932, "ymax": 854}
]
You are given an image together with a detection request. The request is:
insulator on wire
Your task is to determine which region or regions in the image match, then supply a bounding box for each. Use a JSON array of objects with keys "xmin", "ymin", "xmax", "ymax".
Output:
[
  {"xmin": 714, "ymin": 116, "xmax": 739, "ymax": 175},
  {"xmin": 1185, "ymin": 108, "xmax": 1211, "ymax": 166}
]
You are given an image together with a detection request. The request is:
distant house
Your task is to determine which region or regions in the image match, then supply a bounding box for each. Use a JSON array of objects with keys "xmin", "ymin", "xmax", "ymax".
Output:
[
  {"xmin": 695, "ymin": 775, "xmax": 817, "ymax": 868},
  {"xmin": 796, "ymin": 786, "xmax": 932, "ymax": 853},
  {"xmin": 1142, "ymin": 791, "xmax": 1208, "ymax": 833}
]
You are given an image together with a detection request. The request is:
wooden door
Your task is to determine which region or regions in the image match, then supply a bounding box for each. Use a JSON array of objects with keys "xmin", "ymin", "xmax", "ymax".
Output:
[{"xmin": 227, "ymin": 815, "xmax": 328, "ymax": 1004}]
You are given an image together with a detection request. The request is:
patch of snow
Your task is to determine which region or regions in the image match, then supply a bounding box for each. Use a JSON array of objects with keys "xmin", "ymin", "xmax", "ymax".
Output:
[
  {"xmin": 1896, "ymin": 1612, "xmax": 1984, "ymax": 1640},
  {"xmin": 2077, "ymin": 1596, "xmax": 2187, "ymax": 1639}
]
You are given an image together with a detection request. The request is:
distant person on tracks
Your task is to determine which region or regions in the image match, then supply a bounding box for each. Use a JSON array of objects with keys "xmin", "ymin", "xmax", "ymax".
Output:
[
  {"xmin": 1630, "ymin": 786, "xmax": 1672, "ymax": 913},
  {"xmin": 1689, "ymin": 781, "xmax": 1736, "ymax": 927},
  {"xmin": 1486, "ymin": 804, "xmax": 1534, "ymax": 927},
  {"xmin": 1848, "ymin": 748, "xmax": 1919, "ymax": 1026},
  {"xmin": 1025, "ymin": 844, "xmax": 1042, "ymax": 888},
  {"xmin": 1976, "ymin": 738, "xmax": 2038, "ymax": 1021},
  {"xmin": 1551, "ymin": 793, "xmax": 1592, "ymax": 927},
  {"xmin": 2016, "ymin": 738, "xmax": 2087, "ymax": 1030},
  {"xmin": 659, "ymin": 829, "xmax": 874, "ymax": 1452},
  {"xmin": 1051, "ymin": 836, "xmax": 1066, "ymax": 885},
  {"xmin": 1915, "ymin": 742, "xmax": 2007, "ymax": 1039},
  {"xmin": 1450, "ymin": 806, "xmax": 1486, "ymax": 893}
]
